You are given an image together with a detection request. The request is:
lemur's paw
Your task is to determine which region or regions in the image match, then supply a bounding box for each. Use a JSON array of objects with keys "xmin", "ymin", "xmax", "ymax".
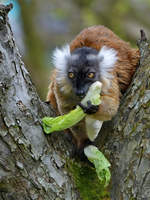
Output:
[
  {"xmin": 79, "ymin": 100, "xmax": 99, "ymax": 114},
  {"xmin": 71, "ymin": 139, "xmax": 94, "ymax": 165}
]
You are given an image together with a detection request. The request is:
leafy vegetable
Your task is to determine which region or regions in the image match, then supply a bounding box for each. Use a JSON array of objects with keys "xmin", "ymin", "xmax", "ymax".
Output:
[
  {"xmin": 42, "ymin": 81, "xmax": 102, "ymax": 134},
  {"xmin": 84, "ymin": 145, "xmax": 111, "ymax": 187},
  {"xmin": 42, "ymin": 106, "xmax": 85, "ymax": 133}
]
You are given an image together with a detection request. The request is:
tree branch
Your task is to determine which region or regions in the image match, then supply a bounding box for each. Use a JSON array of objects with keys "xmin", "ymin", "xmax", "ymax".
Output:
[
  {"xmin": 98, "ymin": 28, "xmax": 150, "ymax": 199},
  {"xmin": 0, "ymin": 4, "xmax": 80, "ymax": 200}
]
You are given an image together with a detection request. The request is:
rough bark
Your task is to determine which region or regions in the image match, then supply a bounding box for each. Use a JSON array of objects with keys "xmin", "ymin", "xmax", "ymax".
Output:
[
  {"xmin": 0, "ymin": 3, "xmax": 150, "ymax": 200},
  {"xmin": 97, "ymin": 32, "xmax": 150, "ymax": 199},
  {"xmin": 0, "ymin": 4, "xmax": 80, "ymax": 200}
]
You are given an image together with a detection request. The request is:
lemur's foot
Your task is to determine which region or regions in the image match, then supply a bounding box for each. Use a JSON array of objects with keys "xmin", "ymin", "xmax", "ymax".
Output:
[
  {"xmin": 73, "ymin": 147, "xmax": 87, "ymax": 161},
  {"xmin": 71, "ymin": 139, "xmax": 94, "ymax": 166},
  {"xmin": 79, "ymin": 100, "xmax": 99, "ymax": 114}
]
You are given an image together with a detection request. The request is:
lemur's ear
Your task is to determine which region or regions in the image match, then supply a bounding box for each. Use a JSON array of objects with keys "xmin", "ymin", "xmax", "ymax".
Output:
[
  {"xmin": 52, "ymin": 44, "xmax": 71, "ymax": 71},
  {"xmin": 98, "ymin": 46, "xmax": 118, "ymax": 79}
]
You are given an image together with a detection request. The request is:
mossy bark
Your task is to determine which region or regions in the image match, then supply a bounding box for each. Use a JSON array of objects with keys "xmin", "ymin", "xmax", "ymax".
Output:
[{"xmin": 0, "ymin": 3, "xmax": 150, "ymax": 200}]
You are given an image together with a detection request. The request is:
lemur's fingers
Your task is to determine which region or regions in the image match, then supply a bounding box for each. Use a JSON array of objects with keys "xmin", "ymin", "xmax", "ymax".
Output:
[
  {"xmin": 78, "ymin": 102, "xmax": 87, "ymax": 112},
  {"xmin": 78, "ymin": 101, "xmax": 99, "ymax": 114},
  {"xmin": 87, "ymin": 100, "xmax": 92, "ymax": 106}
]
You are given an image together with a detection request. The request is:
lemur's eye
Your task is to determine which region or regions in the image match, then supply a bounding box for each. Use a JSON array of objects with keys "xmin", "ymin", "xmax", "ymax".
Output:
[
  {"xmin": 87, "ymin": 72, "xmax": 95, "ymax": 78},
  {"xmin": 68, "ymin": 72, "xmax": 75, "ymax": 79}
]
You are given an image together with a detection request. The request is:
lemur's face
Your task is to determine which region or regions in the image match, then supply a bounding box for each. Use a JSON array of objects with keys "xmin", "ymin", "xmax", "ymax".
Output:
[
  {"xmin": 67, "ymin": 47, "xmax": 100, "ymax": 98},
  {"xmin": 52, "ymin": 44, "xmax": 117, "ymax": 97}
]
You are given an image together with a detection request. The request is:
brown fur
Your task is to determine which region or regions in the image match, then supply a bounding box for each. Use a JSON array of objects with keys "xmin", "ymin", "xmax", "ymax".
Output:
[
  {"xmin": 47, "ymin": 25, "xmax": 140, "ymax": 148},
  {"xmin": 70, "ymin": 25, "xmax": 140, "ymax": 93}
]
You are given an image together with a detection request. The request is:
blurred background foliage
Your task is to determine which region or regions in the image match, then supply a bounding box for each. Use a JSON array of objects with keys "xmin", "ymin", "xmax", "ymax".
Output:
[{"xmin": 2, "ymin": 0, "xmax": 150, "ymax": 99}]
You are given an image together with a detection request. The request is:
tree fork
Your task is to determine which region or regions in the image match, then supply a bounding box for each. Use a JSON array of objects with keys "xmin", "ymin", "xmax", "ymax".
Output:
[{"xmin": 0, "ymin": 3, "xmax": 150, "ymax": 200}]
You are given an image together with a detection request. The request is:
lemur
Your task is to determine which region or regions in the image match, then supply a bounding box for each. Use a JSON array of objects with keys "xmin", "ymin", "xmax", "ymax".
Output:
[{"xmin": 47, "ymin": 25, "xmax": 140, "ymax": 153}]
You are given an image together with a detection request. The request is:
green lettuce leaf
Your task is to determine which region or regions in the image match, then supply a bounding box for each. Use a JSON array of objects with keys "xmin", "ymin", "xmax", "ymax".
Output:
[
  {"xmin": 42, "ymin": 81, "xmax": 102, "ymax": 134},
  {"xmin": 42, "ymin": 106, "xmax": 85, "ymax": 133},
  {"xmin": 84, "ymin": 145, "xmax": 111, "ymax": 187}
]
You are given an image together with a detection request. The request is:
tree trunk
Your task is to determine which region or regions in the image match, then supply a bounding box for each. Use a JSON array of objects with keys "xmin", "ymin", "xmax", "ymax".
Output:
[
  {"xmin": 0, "ymin": 4, "xmax": 80, "ymax": 200},
  {"xmin": 0, "ymin": 4, "xmax": 150, "ymax": 200},
  {"xmin": 97, "ymin": 32, "xmax": 150, "ymax": 199}
]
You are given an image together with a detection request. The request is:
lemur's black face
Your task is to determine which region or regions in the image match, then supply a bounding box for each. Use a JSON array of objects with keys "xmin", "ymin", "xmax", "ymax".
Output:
[{"xmin": 67, "ymin": 47, "xmax": 100, "ymax": 98}]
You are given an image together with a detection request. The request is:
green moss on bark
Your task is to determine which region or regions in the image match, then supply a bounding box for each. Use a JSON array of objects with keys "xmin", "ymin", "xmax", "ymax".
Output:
[{"xmin": 67, "ymin": 160, "xmax": 110, "ymax": 200}]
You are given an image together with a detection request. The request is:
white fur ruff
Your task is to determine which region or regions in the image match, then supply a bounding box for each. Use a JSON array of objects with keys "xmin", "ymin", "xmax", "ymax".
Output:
[
  {"xmin": 52, "ymin": 44, "xmax": 70, "ymax": 71},
  {"xmin": 98, "ymin": 46, "xmax": 118, "ymax": 79},
  {"xmin": 52, "ymin": 44, "xmax": 72, "ymax": 94}
]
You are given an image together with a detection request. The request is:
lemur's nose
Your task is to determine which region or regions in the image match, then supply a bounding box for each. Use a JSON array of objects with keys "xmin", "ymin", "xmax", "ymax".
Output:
[{"xmin": 76, "ymin": 90, "xmax": 85, "ymax": 98}]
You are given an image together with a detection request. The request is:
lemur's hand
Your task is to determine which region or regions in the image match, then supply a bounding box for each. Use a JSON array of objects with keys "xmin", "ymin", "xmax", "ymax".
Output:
[{"xmin": 78, "ymin": 100, "xmax": 99, "ymax": 114}]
